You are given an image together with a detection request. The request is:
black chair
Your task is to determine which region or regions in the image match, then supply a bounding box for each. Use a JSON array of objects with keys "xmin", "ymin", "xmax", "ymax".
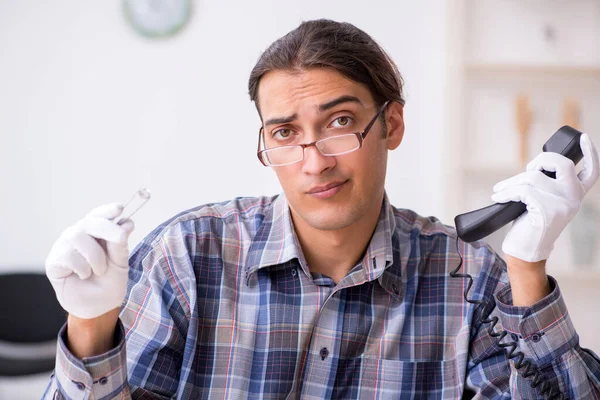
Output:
[{"xmin": 0, "ymin": 272, "xmax": 66, "ymax": 376}]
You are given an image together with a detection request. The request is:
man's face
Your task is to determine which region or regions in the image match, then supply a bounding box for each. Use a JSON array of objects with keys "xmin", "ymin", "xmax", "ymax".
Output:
[{"xmin": 257, "ymin": 68, "xmax": 403, "ymax": 231}]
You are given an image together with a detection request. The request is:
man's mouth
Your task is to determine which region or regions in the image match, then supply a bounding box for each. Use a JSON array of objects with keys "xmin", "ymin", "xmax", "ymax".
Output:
[{"xmin": 306, "ymin": 180, "xmax": 348, "ymax": 199}]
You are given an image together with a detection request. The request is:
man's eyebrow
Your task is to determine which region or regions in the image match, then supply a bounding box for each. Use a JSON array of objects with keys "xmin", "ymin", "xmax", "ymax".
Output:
[
  {"xmin": 263, "ymin": 95, "xmax": 362, "ymax": 127},
  {"xmin": 264, "ymin": 114, "xmax": 298, "ymax": 127},
  {"xmin": 319, "ymin": 95, "xmax": 363, "ymax": 112}
]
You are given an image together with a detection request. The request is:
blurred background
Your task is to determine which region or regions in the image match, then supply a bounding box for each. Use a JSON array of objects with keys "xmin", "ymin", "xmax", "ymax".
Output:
[{"xmin": 0, "ymin": 0, "xmax": 599, "ymax": 398}]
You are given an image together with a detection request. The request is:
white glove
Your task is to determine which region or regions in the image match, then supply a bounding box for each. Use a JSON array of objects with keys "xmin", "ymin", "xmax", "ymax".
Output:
[
  {"xmin": 45, "ymin": 203, "xmax": 134, "ymax": 319},
  {"xmin": 491, "ymin": 133, "xmax": 599, "ymax": 262}
]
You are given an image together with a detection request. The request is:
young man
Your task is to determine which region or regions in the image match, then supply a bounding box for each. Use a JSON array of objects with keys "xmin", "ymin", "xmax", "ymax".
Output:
[{"xmin": 44, "ymin": 19, "xmax": 600, "ymax": 399}]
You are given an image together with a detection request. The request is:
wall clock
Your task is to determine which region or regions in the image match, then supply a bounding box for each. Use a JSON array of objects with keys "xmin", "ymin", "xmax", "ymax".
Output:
[{"xmin": 123, "ymin": 0, "xmax": 192, "ymax": 39}]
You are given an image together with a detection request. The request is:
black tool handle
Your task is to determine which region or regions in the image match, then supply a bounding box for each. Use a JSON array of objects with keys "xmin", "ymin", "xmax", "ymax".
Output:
[{"xmin": 455, "ymin": 125, "xmax": 584, "ymax": 243}]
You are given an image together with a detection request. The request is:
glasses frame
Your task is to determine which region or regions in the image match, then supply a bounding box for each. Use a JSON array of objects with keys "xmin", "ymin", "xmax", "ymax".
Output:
[{"xmin": 257, "ymin": 100, "xmax": 391, "ymax": 167}]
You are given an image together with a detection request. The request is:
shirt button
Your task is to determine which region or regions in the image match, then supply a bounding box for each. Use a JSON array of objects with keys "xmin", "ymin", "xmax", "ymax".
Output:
[
  {"xmin": 531, "ymin": 333, "xmax": 542, "ymax": 343},
  {"xmin": 99, "ymin": 376, "xmax": 108, "ymax": 385},
  {"xmin": 72, "ymin": 381, "xmax": 85, "ymax": 391},
  {"xmin": 392, "ymin": 284, "xmax": 399, "ymax": 295},
  {"xmin": 320, "ymin": 347, "xmax": 329, "ymax": 360},
  {"xmin": 291, "ymin": 268, "xmax": 297, "ymax": 277}
]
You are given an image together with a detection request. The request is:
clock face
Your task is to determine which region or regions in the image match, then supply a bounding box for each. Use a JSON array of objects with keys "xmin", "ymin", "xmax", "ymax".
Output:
[{"xmin": 123, "ymin": 0, "xmax": 191, "ymax": 38}]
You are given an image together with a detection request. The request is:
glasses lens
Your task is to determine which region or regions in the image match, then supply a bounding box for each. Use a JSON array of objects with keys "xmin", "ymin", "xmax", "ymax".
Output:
[
  {"xmin": 262, "ymin": 146, "xmax": 303, "ymax": 166},
  {"xmin": 317, "ymin": 134, "xmax": 360, "ymax": 155}
]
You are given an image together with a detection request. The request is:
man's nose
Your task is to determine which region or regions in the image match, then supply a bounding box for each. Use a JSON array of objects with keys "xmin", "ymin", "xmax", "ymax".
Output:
[{"xmin": 301, "ymin": 145, "xmax": 336, "ymax": 175}]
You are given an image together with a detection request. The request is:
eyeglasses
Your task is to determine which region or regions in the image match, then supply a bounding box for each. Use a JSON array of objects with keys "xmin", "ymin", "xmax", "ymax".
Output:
[{"xmin": 257, "ymin": 100, "xmax": 390, "ymax": 167}]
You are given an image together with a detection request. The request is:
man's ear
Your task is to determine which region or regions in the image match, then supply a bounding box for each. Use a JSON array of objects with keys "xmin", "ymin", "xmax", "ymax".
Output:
[{"xmin": 386, "ymin": 102, "xmax": 405, "ymax": 150}]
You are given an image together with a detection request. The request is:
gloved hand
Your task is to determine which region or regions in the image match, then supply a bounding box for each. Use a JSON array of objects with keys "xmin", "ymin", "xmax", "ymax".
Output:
[
  {"xmin": 45, "ymin": 203, "xmax": 134, "ymax": 319},
  {"xmin": 491, "ymin": 133, "xmax": 599, "ymax": 263}
]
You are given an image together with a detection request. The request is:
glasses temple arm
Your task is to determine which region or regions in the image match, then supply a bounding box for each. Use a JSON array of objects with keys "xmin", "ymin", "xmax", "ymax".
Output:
[{"xmin": 361, "ymin": 100, "xmax": 390, "ymax": 139}]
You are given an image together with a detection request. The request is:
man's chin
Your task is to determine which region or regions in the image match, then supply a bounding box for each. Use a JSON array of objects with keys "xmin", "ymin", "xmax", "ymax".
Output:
[{"xmin": 298, "ymin": 210, "xmax": 356, "ymax": 231}]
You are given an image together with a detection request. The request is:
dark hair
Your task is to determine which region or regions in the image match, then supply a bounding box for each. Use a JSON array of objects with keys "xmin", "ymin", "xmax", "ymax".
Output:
[{"xmin": 248, "ymin": 19, "xmax": 405, "ymax": 112}]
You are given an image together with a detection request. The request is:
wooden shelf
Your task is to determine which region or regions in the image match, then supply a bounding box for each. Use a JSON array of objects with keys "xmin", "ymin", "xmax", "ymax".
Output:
[{"xmin": 464, "ymin": 63, "xmax": 600, "ymax": 76}]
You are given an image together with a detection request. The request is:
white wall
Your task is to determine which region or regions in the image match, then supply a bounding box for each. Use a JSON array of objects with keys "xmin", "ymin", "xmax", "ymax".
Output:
[{"xmin": 0, "ymin": 0, "xmax": 450, "ymax": 272}]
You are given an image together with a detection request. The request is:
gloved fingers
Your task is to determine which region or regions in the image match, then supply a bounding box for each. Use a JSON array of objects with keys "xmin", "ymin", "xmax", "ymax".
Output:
[
  {"xmin": 46, "ymin": 225, "xmax": 94, "ymax": 280},
  {"xmin": 525, "ymin": 152, "xmax": 577, "ymax": 181},
  {"xmin": 67, "ymin": 248, "xmax": 95, "ymax": 280},
  {"xmin": 577, "ymin": 133, "xmax": 600, "ymax": 193},
  {"xmin": 70, "ymin": 229, "xmax": 108, "ymax": 276},
  {"xmin": 45, "ymin": 240, "xmax": 78, "ymax": 280},
  {"xmin": 117, "ymin": 219, "xmax": 135, "ymax": 236},
  {"xmin": 86, "ymin": 202, "xmax": 124, "ymax": 220},
  {"xmin": 493, "ymin": 170, "xmax": 556, "ymax": 195},
  {"xmin": 491, "ymin": 184, "xmax": 528, "ymax": 204},
  {"xmin": 45, "ymin": 261, "xmax": 72, "ymax": 280},
  {"xmin": 105, "ymin": 219, "xmax": 135, "ymax": 268},
  {"xmin": 491, "ymin": 184, "xmax": 544, "ymax": 212},
  {"xmin": 47, "ymin": 245, "xmax": 94, "ymax": 280},
  {"xmin": 82, "ymin": 215, "xmax": 129, "ymax": 243}
]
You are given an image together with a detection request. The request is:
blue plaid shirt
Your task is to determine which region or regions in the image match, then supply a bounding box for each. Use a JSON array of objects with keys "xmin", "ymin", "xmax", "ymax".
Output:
[{"xmin": 45, "ymin": 193, "xmax": 600, "ymax": 399}]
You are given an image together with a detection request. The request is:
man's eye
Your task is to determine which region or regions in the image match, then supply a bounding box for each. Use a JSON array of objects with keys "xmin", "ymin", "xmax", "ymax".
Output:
[
  {"xmin": 273, "ymin": 129, "xmax": 293, "ymax": 139},
  {"xmin": 332, "ymin": 116, "xmax": 352, "ymax": 127}
]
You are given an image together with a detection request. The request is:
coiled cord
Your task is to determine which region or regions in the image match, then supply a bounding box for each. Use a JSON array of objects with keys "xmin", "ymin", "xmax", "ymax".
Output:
[{"xmin": 449, "ymin": 235, "xmax": 565, "ymax": 399}]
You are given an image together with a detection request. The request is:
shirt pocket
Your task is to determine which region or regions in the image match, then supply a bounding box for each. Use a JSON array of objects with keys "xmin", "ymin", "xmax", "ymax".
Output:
[{"xmin": 337, "ymin": 357, "xmax": 461, "ymax": 400}]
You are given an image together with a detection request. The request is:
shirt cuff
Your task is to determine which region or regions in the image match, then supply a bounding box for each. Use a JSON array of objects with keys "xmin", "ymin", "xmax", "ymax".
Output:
[
  {"xmin": 494, "ymin": 275, "xmax": 579, "ymax": 368},
  {"xmin": 54, "ymin": 320, "xmax": 128, "ymax": 400}
]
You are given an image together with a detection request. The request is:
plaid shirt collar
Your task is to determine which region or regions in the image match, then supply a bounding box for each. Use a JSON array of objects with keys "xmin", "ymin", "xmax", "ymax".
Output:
[{"xmin": 244, "ymin": 192, "xmax": 404, "ymax": 300}]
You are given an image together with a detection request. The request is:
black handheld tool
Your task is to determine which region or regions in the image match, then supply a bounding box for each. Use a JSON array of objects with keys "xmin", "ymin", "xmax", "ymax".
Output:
[{"xmin": 455, "ymin": 125, "xmax": 584, "ymax": 243}]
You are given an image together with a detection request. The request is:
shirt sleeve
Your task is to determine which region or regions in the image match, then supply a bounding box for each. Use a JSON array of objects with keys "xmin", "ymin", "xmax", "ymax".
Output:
[
  {"xmin": 494, "ymin": 275, "xmax": 600, "ymax": 399},
  {"xmin": 42, "ymin": 321, "xmax": 130, "ymax": 400},
  {"xmin": 42, "ymin": 225, "xmax": 190, "ymax": 400},
  {"xmin": 465, "ymin": 254, "xmax": 600, "ymax": 399}
]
